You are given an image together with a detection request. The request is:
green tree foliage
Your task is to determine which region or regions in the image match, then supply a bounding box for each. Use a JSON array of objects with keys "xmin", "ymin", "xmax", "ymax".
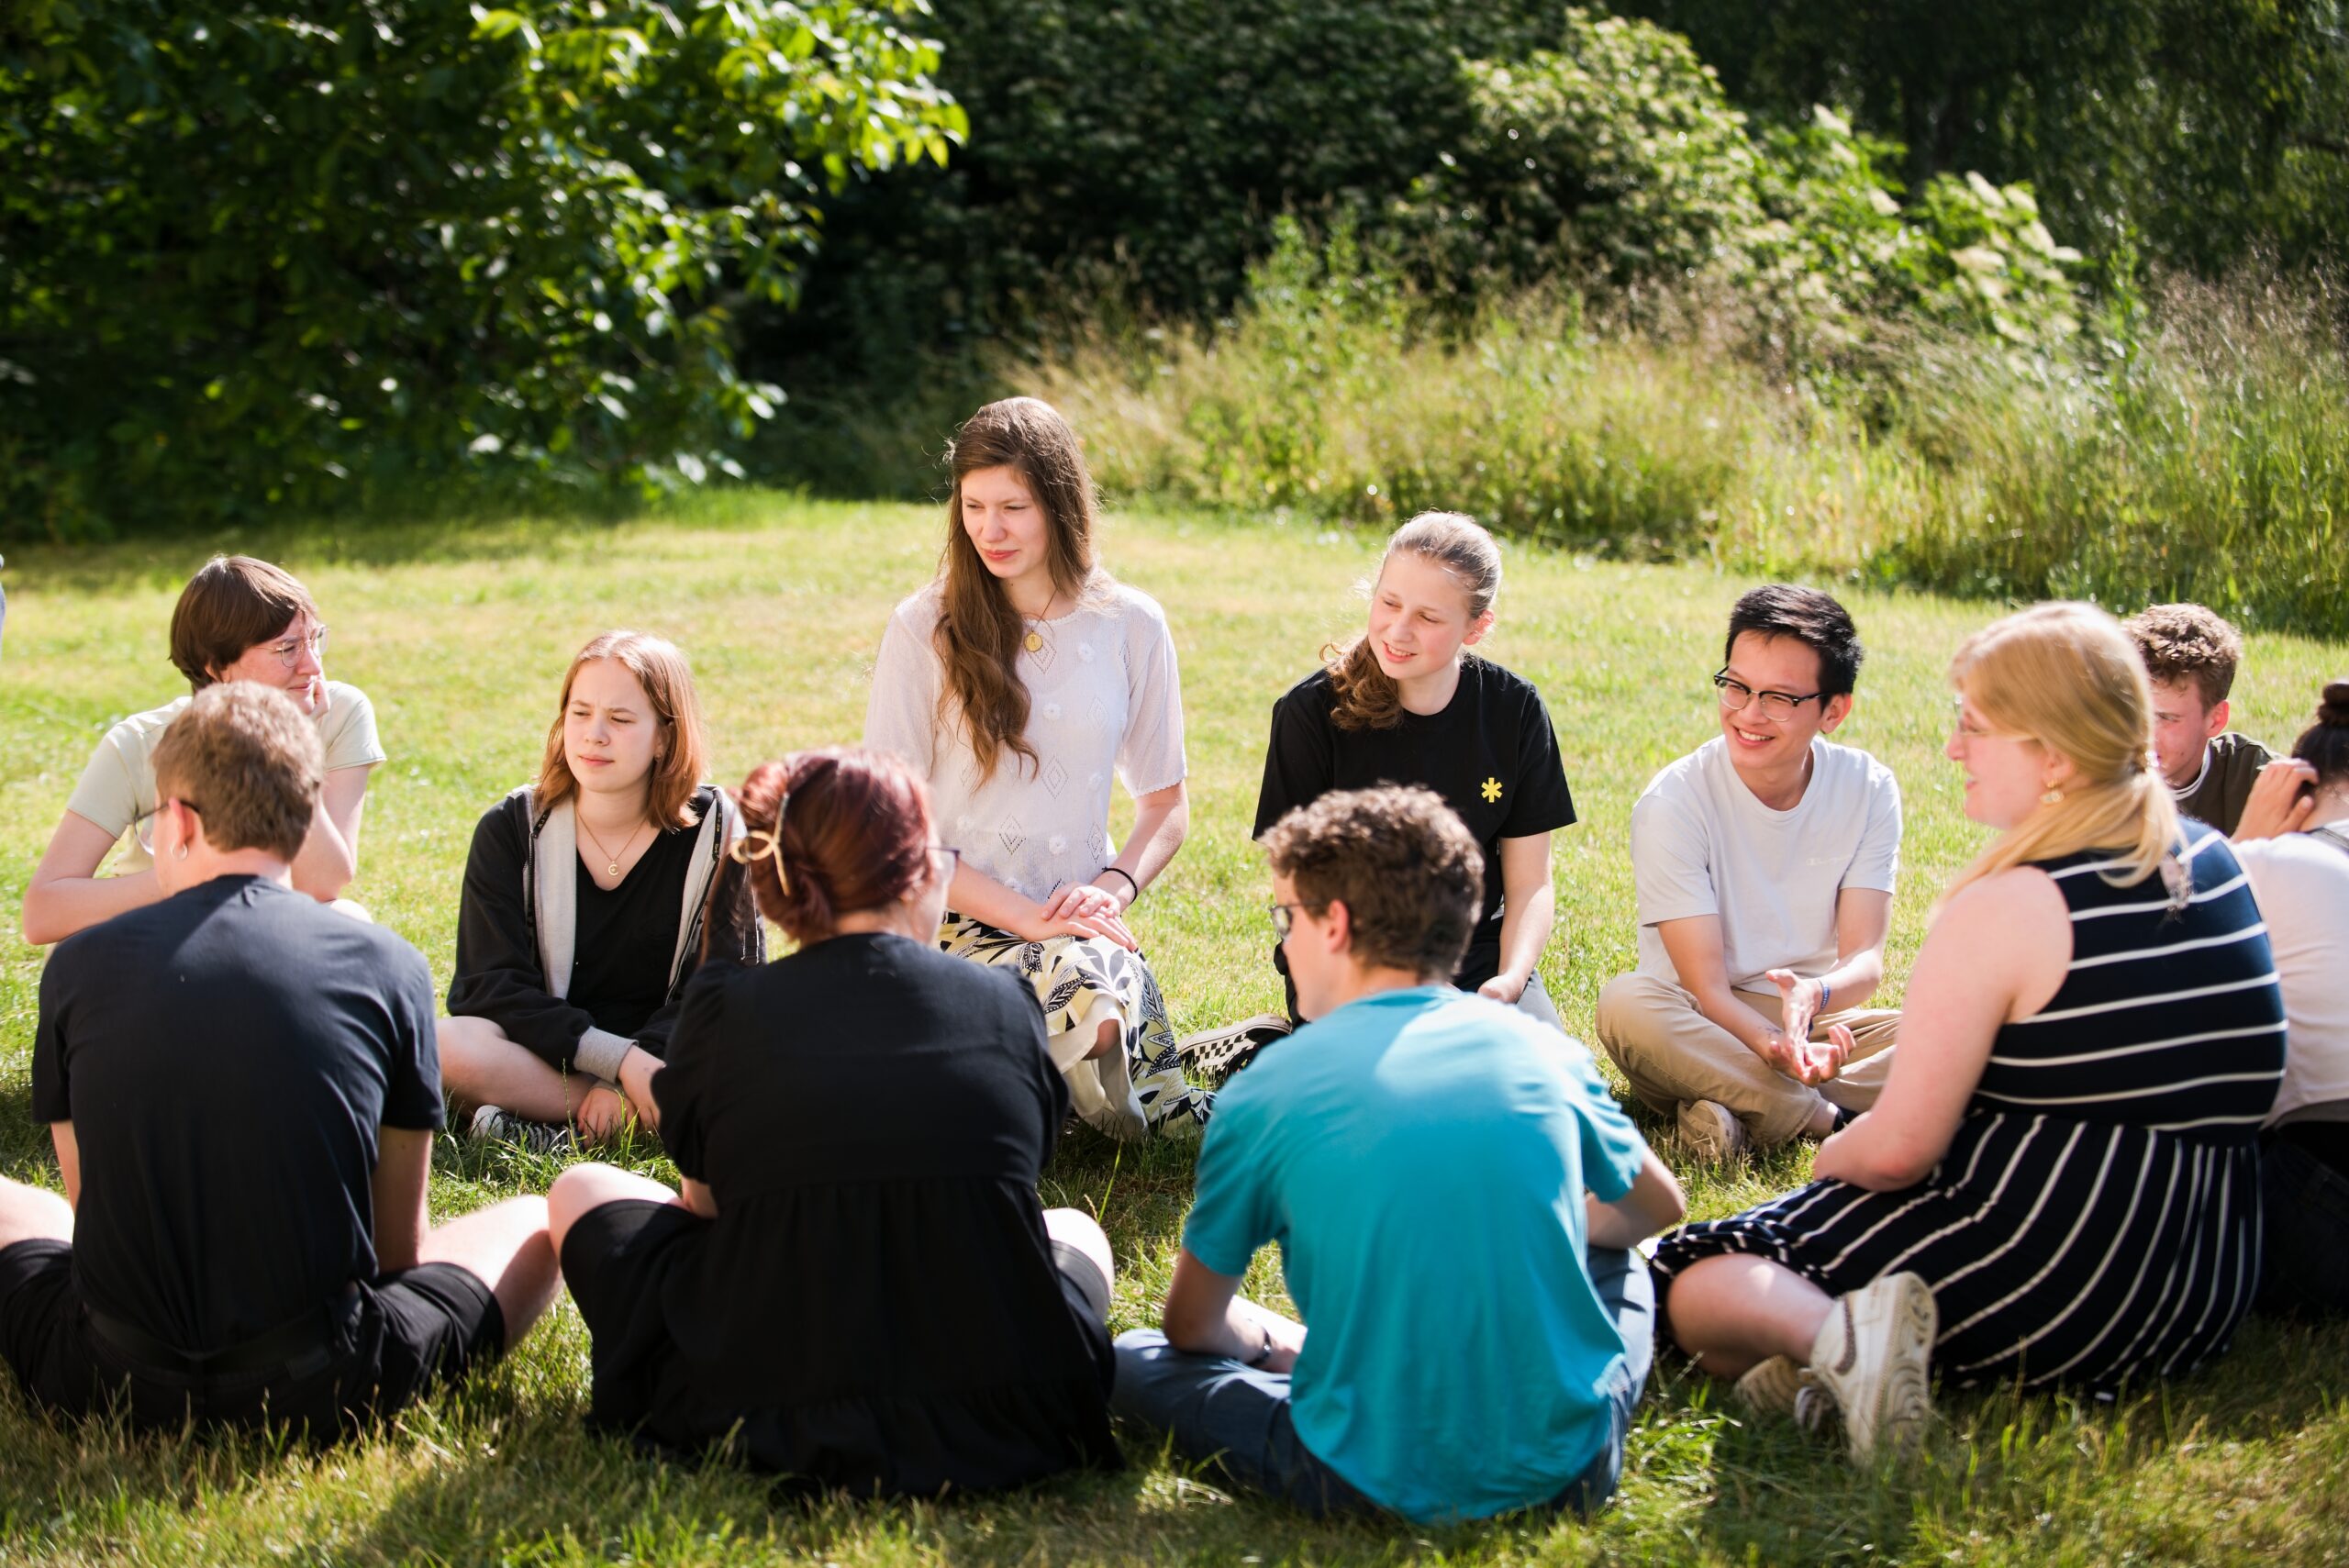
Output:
[
  {"xmin": 1397, "ymin": 30, "xmax": 2087, "ymax": 361},
  {"xmin": 1609, "ymin": 0, "xmax": 2349, "ymax": 270},
  {"xmin": 0, "ymin": 0, "xmax": 964, "ymax": 538},
  {"xmin": 768, "ymin": 0, "xmax": 1583, "ymax": 384}
]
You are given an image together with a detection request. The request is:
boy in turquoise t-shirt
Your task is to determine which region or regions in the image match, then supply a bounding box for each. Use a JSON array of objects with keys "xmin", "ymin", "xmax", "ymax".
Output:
[{"xmin": 1115, "ymin": 786, "xmax": 1685, "ymax": 1521}]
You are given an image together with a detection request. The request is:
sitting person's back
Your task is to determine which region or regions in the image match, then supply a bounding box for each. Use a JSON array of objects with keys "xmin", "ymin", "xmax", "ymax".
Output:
[
  {"xmin": 1, "ymin": 684, "xmax": 556, "ymax": 1437},
  {"xmin": 1193, "ymin": 985, "xmax": 1655, "ymax": 1518},
  {"xmin": 550, "ymin": 748, "xmax": 1119, "ymax": 1497},
  {"xmin": 1116, "ymin": 786, "xmax": 1684, "ymax": 1522},
  {"xmin": 2230, "ymin": 678, "xmax": 2349, "ymax": 1318},
  {"xmin": 42, "ymin": 873, "xmax": 437, "ymax": 1350}
]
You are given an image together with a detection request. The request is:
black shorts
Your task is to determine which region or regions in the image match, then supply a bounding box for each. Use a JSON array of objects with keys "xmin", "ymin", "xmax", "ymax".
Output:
[{"xmin": 0, "ymin": 1239, "xmax": 504, "ymax": 1438}]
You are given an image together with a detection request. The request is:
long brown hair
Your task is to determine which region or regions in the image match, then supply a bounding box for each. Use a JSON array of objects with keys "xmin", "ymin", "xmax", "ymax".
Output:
[
  {"xmin": 1943, "ymin": 603, "xmax": 2180, "ymax": 901},
  {"xmin": 705, "ymin": 748, "xmax": 934, "ymax": 950},
  {"xmin": 933, "ymin": 396, "xmax": 1101, "ymax": 780},
  {"xmin": 534, "ymin": 630, "xmax": 708, "ymax": 829},
  {"xmin": 1326, "ymin": 512, "xmax": 1502, "ymax": 731}
]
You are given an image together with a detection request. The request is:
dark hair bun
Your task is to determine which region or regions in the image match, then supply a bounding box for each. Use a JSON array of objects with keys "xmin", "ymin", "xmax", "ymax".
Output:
[{"xmin": 2321, "ymin": 680, "xmax": 2349, "ymax": 728}]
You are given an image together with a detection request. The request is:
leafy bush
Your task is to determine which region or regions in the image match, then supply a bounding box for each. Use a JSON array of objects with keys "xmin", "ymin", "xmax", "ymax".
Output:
[
  {"xmin": 1394, "ymin": 18, "xmax": 1765, "ymax": 291},
  {"xmin": 0, "ymin": 0, "xmax": 963, "ymax": 539}
]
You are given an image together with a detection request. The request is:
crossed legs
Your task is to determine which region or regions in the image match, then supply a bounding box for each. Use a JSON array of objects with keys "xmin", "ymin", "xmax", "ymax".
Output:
[{"xmin": 438, "ymin": 1014, "xmax": 600, "ymax": 1123}]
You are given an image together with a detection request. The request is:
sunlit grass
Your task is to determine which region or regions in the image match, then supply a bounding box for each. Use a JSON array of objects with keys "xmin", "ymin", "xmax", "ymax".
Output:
[{"xmin": 1, "ymin": 495, "xmax": 2343, "ymax": 1563}]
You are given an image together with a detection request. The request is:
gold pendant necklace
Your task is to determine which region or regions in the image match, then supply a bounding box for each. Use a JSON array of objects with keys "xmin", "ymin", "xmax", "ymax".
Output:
[
  {"xmin": 580, "ymin": 816, "xmax": 646, "ymax": 881},
  {"xmin": 1022, "ymin": 589, "xmax": 1058, "ymax": 654}
]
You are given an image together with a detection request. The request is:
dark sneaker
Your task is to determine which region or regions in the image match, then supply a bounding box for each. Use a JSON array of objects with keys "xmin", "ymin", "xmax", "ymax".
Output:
[{"xmin": 1176, "ymin": 1013, "xmax": 1292, "ymax": 1083}]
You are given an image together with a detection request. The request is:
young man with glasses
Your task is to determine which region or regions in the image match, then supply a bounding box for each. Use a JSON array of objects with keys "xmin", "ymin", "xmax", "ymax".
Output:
[
  {"xmin": 1114, "ymin": 785, "xmax": 1684, "ymax": 1521},
  {"xmin": 1596, "ymin": 584, "xmax": 1904, "ymax": 1162}
]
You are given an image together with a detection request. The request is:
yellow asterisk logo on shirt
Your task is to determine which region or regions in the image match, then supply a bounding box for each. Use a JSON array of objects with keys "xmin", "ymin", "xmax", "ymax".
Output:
[{"xmin": 1480, "ymin": 776, "xmax": 1503, "ymax": 803}]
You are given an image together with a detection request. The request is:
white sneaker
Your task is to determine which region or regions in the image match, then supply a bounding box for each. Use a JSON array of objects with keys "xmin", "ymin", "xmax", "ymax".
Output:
[
  {"xmin": 467, "ymin": 1104, "xmax": 574, "ymax": 1156},
  {"xmin": 1808, "ymin": 1273, "xmax": 1937, "ymax": 1462},
  {"xmin": 1735, "ymin": 1355, "xmax": 1832, "ymax": 1433},
  {"xmin": 1676, "ymin": 1098, "xmax": 1750, "ymax": 1165}
]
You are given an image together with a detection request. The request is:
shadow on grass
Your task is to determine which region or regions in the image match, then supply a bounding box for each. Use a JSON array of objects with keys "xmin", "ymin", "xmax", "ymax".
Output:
[
  {"xmin": 0, "ymin": 489, "xmax": 856, "ymax": 599},
  {"xmin": 347, "ymin": 1402, "xmax": 1449, "ymax": 1567}
]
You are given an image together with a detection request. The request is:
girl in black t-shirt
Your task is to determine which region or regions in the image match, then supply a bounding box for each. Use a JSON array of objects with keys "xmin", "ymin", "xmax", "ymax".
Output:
[
  {"xmin": 1221, "ymin": 512, "xmax": 1576, "ymax": 1056},
  {"xmin": 440, "ymin": 631, "xmax": 760, "ymax": 1148},
  {"xmin": 546, "ymin": 747, "xmax": 1120, "ymax": 1496}
]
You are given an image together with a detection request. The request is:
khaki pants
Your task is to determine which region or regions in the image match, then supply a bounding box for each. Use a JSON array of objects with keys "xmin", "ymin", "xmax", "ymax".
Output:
[{"xmin": 1595, "ymin": 972, "xmax": 1900, "ymax": 1149}]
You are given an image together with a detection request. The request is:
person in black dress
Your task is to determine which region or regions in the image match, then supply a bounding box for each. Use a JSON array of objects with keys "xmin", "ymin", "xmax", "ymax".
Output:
[
  {"xmin": 440, "ymin": 630, "xmax": 761, "ymax": 1148},
  {"xmin": 0, "ymin": 684, "xmax": 558, "ymax": 1437},
  {"xmin": 1656, "ymin": 604, "xmax": 2284, "ymax": 1462},
  {"xmin": 548, "ymin": 745, "xmax": 1121, "ymax": 1496}
]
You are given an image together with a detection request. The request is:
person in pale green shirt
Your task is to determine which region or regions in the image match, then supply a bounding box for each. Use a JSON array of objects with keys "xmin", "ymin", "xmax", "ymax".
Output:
[{"xmin": 22, "ymin": 555, "xmax": 384, "ymax": 945}]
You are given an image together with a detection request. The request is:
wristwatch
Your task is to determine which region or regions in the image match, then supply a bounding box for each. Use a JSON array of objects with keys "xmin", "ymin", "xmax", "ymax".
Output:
[{"xmin": 1244, "ymin": 1323, "xmax": 1276, "ymax": 1368}]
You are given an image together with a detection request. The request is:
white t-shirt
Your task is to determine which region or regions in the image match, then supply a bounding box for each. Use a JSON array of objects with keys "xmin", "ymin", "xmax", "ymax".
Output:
[
  {"xmin": 64, "ymin": 680, "xmax": 386, "ymax": 874},
  {"xmin": 1631, "ymin": 735, "xmax": 1902, "ymax": 994},
  {"xmin": 863, "ymin": 580, "xmax": 1188, "ymax": 906},
  {"xmin": 2232, "ymin": 828, "xmax": 2349, "ymax": 1124}
]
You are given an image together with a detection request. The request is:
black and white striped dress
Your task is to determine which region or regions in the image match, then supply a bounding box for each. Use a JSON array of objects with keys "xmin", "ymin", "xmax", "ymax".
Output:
[{"xmin": 1654, "ymin": 822, "xmax": 2286, "ymax": 1392}]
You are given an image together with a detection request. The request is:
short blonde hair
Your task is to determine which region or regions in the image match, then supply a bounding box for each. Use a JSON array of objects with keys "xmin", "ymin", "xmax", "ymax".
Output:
[
  {"xmin": 150, "ymin": 684, "xmax": 324, "ymax": 860},
  {"xmin": 535, "ymin": 631, "xmax": 709, "ymax": 829},
  {"xmin": 1946, "ymin": 602, "xmax": 2181, "ymax": 899}
]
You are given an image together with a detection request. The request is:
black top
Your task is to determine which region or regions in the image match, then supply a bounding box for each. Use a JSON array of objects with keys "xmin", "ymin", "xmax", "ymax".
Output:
[
  {"xmin": 629, "ymin": 933, "xmax": 1118, "ymax": 1493},
  {"xmin": 1253, "ymin": 658, "xmax": 1578, "ymax": 986},
  {"xmin": 32, "ymin": 876, "xmax": 442, "ymax": 1351},
  {"xmin": 447, "ymin": 784, "xmax": 754, "ymax": 1068},
  {"xmin": 570, "ymin": 821, "xmax": 703, "ymax": 1042}
]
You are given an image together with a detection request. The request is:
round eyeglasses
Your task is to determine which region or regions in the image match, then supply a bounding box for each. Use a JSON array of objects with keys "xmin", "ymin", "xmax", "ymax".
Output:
[{"xmin": 266, "ymin": 626, "xmax": 329, "ymax": 668}]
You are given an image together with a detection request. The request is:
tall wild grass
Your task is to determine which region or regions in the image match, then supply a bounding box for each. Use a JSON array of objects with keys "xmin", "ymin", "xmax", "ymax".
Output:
[{"xmin": 1028, "ymin": 249, "xmax": 2348, "ymax": 637}]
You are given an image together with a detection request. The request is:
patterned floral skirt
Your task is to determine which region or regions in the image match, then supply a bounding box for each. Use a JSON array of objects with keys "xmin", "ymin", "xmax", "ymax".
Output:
[{"xmin": 939, "ymin": 915, "xmax": 1213, "ymax": 1140}]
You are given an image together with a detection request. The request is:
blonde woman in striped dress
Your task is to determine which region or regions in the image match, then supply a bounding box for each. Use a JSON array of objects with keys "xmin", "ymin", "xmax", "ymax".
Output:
[{"xmin": 1654, "ymin": 602, "xmax": 2285, "ymax": 1462}]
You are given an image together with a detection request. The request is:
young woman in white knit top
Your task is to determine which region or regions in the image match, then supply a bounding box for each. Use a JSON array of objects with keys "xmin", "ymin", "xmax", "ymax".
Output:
[{"xmin": 864, "ymin": 396, "xmax": 1210, "ymax": 1139}]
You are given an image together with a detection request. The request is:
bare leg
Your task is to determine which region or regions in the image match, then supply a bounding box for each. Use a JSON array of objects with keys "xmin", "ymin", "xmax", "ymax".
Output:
[
  {"xmin": 415, "ymin": 1195, "xmax": 560, "ymax": 1345},
  {"xmin": 547, "ymin": 1162, "xmax": 685, "ymax": 1260},
  {"xmin": 0, "ymin": 1178, "xmax": 73, "ymax": 1251},
  {"xmin": 1043, "ymin": 1207, "xmax": 1115, "ymax": 1287},
  {"xmin": 439, "ymin": 1016, "xmax": 595, "ymax": 1122},
  {"xmin": 1664, "ymin": 1253, "xmax": 1835, "ymax": 1378}
]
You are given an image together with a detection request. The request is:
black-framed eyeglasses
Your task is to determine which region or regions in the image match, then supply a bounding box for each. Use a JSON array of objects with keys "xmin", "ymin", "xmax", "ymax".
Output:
[
  {"xmin": 1713, "ymin": 668, "xmax": 1822, "ymax": 718},
  {"xmin": 1269, "ymin": 901, "xmax": 1322, "ymax": 940},
  {"xmin": 928, "ymin": 844, "xmax": 962, "ymax": 877}
]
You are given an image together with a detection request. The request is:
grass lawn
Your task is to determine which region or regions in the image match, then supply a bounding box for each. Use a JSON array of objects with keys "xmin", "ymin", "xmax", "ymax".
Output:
[{"xmin": 2, "ymin": 495, "xmax": 2345, "ymax": 1565}]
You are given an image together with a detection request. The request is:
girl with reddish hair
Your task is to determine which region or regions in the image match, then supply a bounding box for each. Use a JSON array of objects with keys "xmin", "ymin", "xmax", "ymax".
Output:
[
  {"xmin": 863, "ymin": 395, "xmax": 1210, "ymax": 1139},
  {"xmin": 547, "ymin": 748, "xmax": 1121, "ymax": 1495},
  {"xmin": 440, "ymin": 631, "xmax": 763, "ymax": 1149}
]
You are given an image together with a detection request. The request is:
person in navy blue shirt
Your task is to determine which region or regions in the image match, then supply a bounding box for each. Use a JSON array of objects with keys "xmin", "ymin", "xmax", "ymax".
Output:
[{"xmin": 1116, "ymin": 785, "xmax": 1684, "ymax": 1521}]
